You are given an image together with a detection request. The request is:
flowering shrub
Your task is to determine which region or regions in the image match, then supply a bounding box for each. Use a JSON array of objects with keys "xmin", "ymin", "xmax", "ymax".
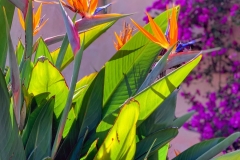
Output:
[{"xmin": 145, "ymin": 0, "xmax": 240, "ymax": 151}]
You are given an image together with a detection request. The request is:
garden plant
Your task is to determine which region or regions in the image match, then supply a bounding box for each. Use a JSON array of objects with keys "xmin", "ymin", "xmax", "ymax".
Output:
[
  {"xmin": 1, "ymin": 0, "xmax": 240, "ymax": 159},
  {"xmin": 144, "ymin": 0, "xmax": 240, "ymax": 152}
]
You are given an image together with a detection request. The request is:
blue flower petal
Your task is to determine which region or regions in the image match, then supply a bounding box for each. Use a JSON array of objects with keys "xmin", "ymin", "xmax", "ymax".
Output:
[
  {"xmin": 176, "ymin": 40, "xmax": 196, "ymax": 53},
  {"xmin": 94, "ymin": 3, "xmax": 112, "ymax": 15}
]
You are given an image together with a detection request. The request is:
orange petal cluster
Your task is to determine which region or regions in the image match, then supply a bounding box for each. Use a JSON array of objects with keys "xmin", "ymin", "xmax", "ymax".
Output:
[
  {"xmin": 18, "ymin": 3, "xmax": 48, "ymax": 35},
  {"xmin": 114, "ymin": 22, "xmax": 135, "ymax": 51},
  {"xmin": 61, "ymin": 0, "xmax": 98, "ymax": 18},
  {"xmin": 131, "ymin": 7, "xmax": 178, "ymax": 50}
]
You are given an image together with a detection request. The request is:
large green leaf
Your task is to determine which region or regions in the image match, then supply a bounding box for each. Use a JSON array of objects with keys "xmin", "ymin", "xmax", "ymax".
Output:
[
  {"xmin": 51, "ymin": 21, "xmax": 116, "ymax": 70},
  {"xmin": 28, "ymin": 59, "xmax": 68, "ymax": 120},
  {"xmin": 135, "ymin": 128, "xmax": 178, "ymax": 160},
  {"xmin": 22, "ymin": 103, "xmax": 42, "ymax": 147},
  {"xmin": 96, "ymin": 55, "xmax": 201, "ymax": 143},
  {"xmin": 138, "ymin": 90, "xmax": 178, "ymax": 136},
  {"xmin": 102, "ymin": 7, "xmax": 180, "ymax": 118},
  {"xmin": 25, "ymin": 97, "xmax": 54, "ymax": 160},
  {"xmin": 135, "ymin": 55, "xmax": 201, "ymax": 125},
  {"xmin": 22, "ymin": 92, "xmax": 50, "ymax": 146},
  {"xmin": 0, "ymin": 0, "xmax": 14, "ymax": 70},
  {"xmin": 94, "ymin": 98, "xmax": 140, "ymax": 160},
  {"xmin": 70, "ymin": 69, "xmax": 104, "ymax": 159},
  {"xmin": 63, "ymin": 72, "xmax": 98, "ymax": 137},
  {"xmin": 34, "ymin": 38, "xmax": 53, "ymax": 63},
  {"xmin": 0, "ymin": 70, "xmax": 26, "ymax": 159},
  {"xmin": 56, "ymin": 70, "xmax": 104, "ymax": 160},
  {"xmin": 212, "ymin": 150, "xmax": 240, "ymax": 160},
  {"xmin": 173, "ymin": 132, "xmax": 240, "ymax": 160}
]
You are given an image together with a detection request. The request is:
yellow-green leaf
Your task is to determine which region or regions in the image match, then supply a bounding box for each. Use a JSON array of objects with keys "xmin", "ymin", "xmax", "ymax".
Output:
[
  {"xmin": 94, "ymin": 99, "xmax": 140, "ymax": 160},
  {"xmin": 28, "ymin": 59, "xmax": 68, "ymax": 120}
]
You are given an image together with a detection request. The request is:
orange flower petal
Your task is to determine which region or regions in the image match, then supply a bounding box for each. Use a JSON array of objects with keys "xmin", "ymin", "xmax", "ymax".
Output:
[
  {"xmin": 169, "ymin": 7, "xmax": 178, "ymax": 46},
  {"xmin": 114, "ymin": 41, "xmax": 119, "ymax": 50},
  {"xmin": 67, "ymin": 0, "xmax": 74, "ymax": 8},
  {"xmin": 34, "ymin": 3, "xmax": 43, "ymax": 30},
  {"xmin": 114, "ymin": 32, "xmax": 123, "ymax": 47},
  {"xmin": 88, "ymin": 0, "xmax": 98, "ymax": 15},
  {"xmin": 145, "ymin": 12, "xmax": 169, "ymax": 48},
  {"xmin": 80, "ymin": 0, "xmax": 88, "ymax": 13},
  {"xmin": 130, "ymin": 18, "xmax": 160, "ymax": 45},
  {"xmin": 33, "ymin": 18, "xmax": 48, "ymax": 35},
  {"xmin": 17, "ymin": 9, "xmax": 25, "ymax": 31}
]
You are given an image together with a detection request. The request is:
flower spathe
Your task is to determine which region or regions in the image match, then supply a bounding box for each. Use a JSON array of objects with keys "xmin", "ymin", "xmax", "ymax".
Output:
[
  {"xmin": 131, "ymin": 7, "xmax": 178, "ymax": 51},
  {"xmin": 18, "ymin": 3, "xmax": 48, "ymax": 35}
]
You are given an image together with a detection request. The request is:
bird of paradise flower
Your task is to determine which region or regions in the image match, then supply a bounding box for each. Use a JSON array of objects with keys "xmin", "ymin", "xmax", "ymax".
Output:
[
  {"xmin": 18, "ymin": 3, "xmax": 48, "ymax": 35},
  {"xmin": 60, "ymin": 0, "xmax": 111, "ymax": 18},
  {"xmin": 114, "ymin": 22, "xmax": 135, "ymax": 50},
  {"xmin": 131, "ymin": 7, "xmax": 196, "ymax": 53},
  {"xmin": 35, "ymin": 0, "xmax": 112, "ymax": 18}
]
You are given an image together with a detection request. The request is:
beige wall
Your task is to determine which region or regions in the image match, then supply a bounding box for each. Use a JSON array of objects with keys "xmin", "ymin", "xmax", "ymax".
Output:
[{"xmin": 10, "ymin": 0, "xmax": 201, "ymax": 158}]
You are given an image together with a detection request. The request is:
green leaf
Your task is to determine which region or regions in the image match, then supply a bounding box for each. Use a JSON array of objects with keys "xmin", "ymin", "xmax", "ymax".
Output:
[
  {"xmin": 172, "ymin": 111, "xmax": 195, "ymax": 128},
  {"xmin": 21, "ymin": 92, "xmax": 50, "ymax": 147},
  {"xmin": 97, "ymin": 55, "xmax": 201, "ymax": 142},
  {"xmin": 173, "ymin": 132, "xmax": 240, "ymax": 160},
  {"xmin": 137, "ymin": 45, "xmax": 174, "ymax": 92},
  {"xmin": 148, "ymin": 143, "xmax": 170, "ymax": 160},
  {"xmin": 135, "ymin": 55, "xmax": 201, "ymax": 125},
  {"xmin": 22, "ymin": 102, "xmax": 42, "ymax": 146},
  {"xmin": 55, "ymin": 34, "xmax": 69, "ymax": 69},
  {"xmin": 0, "ymin": 70, "xmax": 26, "ymax": 159},
  {"xmin": 102, "ymin": 7, "xmax": 180, "ymax": 118},
  {"xmin": 138, "ymin": 90, "xmax": 178, "ymax": 136},
  {"xmin": 80, "ymin": 139, "xmax": 98, "ymax": 160},
  {"xmin": 212, "ymin": 150, "xmax": 240, "ymax": 160},
  {"xmin": 34, "ymin": 38, "xmax": 53, "ymax": 63},
  {"xmin": 135, "ymin": 128, "xmax": 178, "ymax": 160},
  {"xmin": 5, "ymin": 66, "xmax": 10, "ymax": 83},
  {"xmin": 70, "ymin": 69, "xmax": 104, "ymax": 159},
  {"xmin": 25, "ymin": 97, "xmax": 55, "ymax": 160},
  {"xmin": 56, "ymin": 70, "xmax": 103, "ymax": 159},
  {"xmin": 16, "ymin": 40, "xmax": 24, "ymax": 65},
  {"xmin": 197, "ymin": 132, "xmax": 240, "ymax": 160},
  {"xmin": 21, "ymin": 59, "xmax": 34, "ymax": 88},
  {"xmin": 28, "ymin": 59, "xmax": 68, "ymax": 120},
  {"xmin": 4, "ymin": 7, "xmax": 22, "ymax": 127},
  {"xmin": 51, "ymin": 21, "xmax": 116, "ymax": 70},
  {"xmin": 94, "ymin": 98, "xmax": 140, "ymax": 160},
  {"xmin": 62, "ymin": 72, "xmax": 97, "ymax": 138},
  {"xmin": 0, "ymin": 0, "xmax": 14, "ymax": 70}
]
